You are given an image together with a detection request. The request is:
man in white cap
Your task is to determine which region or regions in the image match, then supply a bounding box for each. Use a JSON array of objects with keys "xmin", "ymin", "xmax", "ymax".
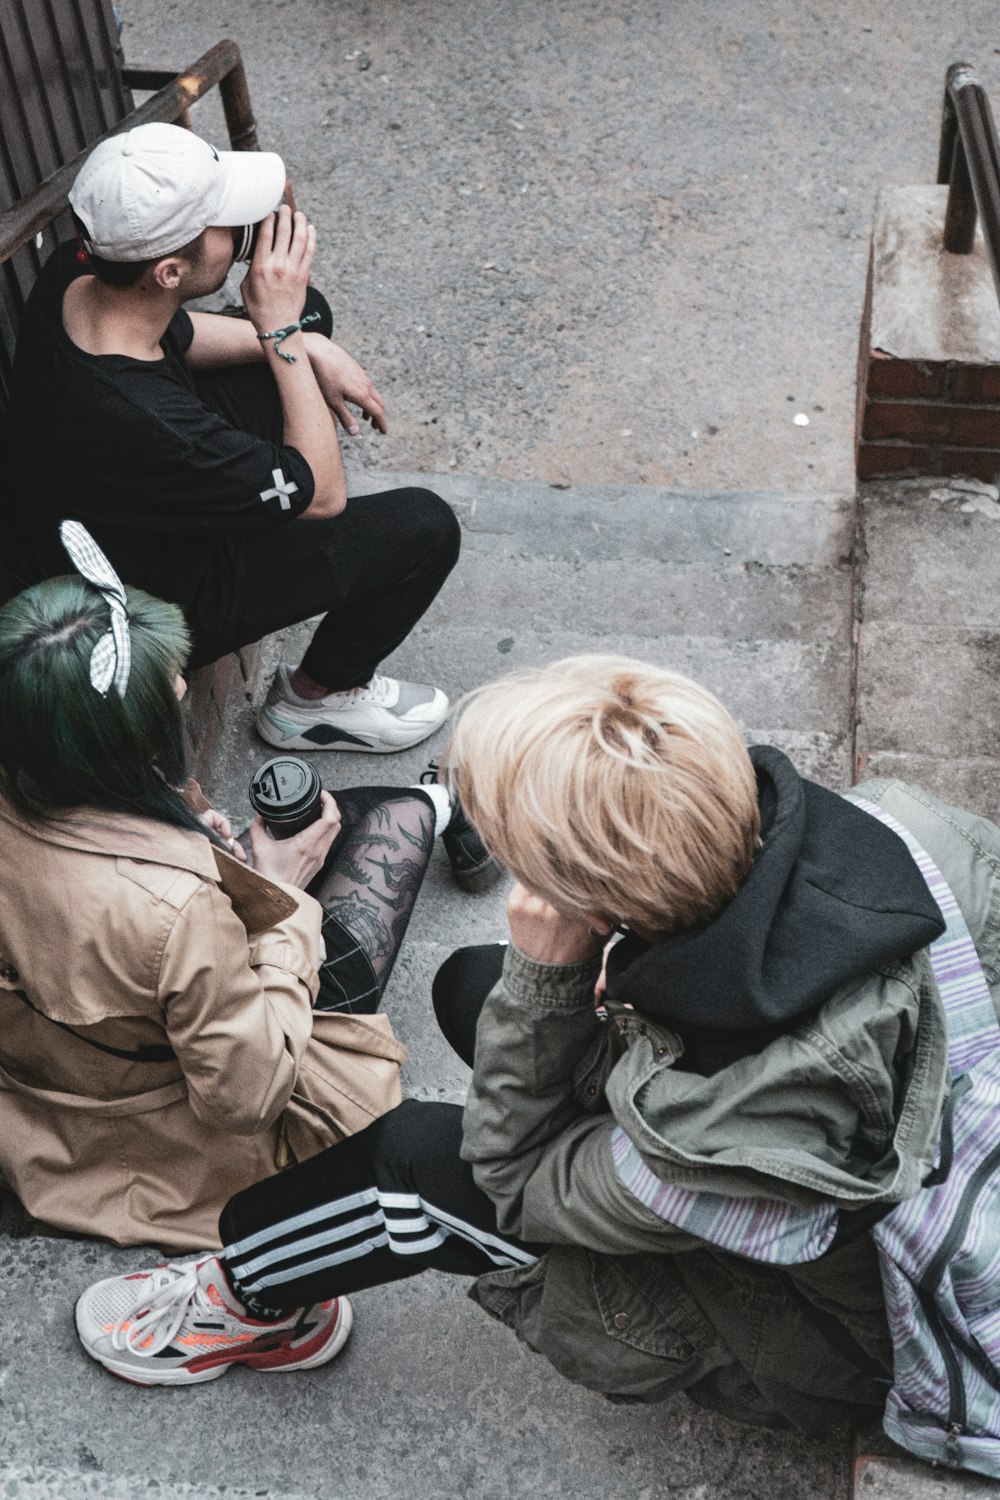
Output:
[{"xmin": 6, "ymin": 122, "xmax": 458, "ymax": 753}]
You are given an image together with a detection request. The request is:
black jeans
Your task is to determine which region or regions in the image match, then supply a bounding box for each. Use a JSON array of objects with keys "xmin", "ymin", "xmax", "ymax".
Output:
[
  {"xmin": 219, "ymin": 944, "xmax": 541, "ymax": 1314},
  {"xmin": 190, "ymin": 290, "xmax": 461, "ymax": 688}
]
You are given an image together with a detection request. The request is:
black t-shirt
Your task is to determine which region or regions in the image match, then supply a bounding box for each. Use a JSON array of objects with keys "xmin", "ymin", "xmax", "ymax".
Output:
[{"xmin": 5, "ymin": 243, "xmax": 314, "ymax": 645}]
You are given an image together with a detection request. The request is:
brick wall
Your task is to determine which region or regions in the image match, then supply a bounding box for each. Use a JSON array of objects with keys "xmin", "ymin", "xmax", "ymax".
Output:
[
  {"xmin": 857, "ymin": 340, "xmax": 1000, "ymax": 482},
  {"xmin": 856, "ymin": 188, "xmax": 1000, "ymax": 484},
  {"xmin": 182, "ymin": 642, "xmax": 264, "ymax": 783}
]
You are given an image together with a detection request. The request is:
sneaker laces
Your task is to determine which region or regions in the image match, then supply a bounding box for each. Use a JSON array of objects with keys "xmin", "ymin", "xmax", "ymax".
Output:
[
  {"xmin": 111, "ymin": 1259, "xmax": 216, "ymax": 1359},
  {"xmin": 358, "ymin": 672, "xmax": 394, "ymax": 706},
  {"xmin": 323, "ymin": 673, "xmax": 395, "ymax": 707},
  {"xmin": 280, "ymin": 670, "xmax": 396, "ymax": 708}
]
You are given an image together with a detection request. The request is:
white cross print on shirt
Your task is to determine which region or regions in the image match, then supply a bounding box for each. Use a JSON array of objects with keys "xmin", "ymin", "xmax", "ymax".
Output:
[{"xmin": 259, "ymin": 467, "xmax": 299, "ymax": 510}]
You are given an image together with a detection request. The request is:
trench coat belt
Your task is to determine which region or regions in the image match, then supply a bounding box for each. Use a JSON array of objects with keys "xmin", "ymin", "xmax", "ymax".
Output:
[{"xmin": 0, "ymin": 1057, "xmax": 187, "ymax": 1116}]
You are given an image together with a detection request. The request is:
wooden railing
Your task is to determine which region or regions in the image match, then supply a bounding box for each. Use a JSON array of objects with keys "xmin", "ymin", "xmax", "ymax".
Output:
[{"xmin": 0, "ymin": 39, "xmax": 258, "ymax": 271}]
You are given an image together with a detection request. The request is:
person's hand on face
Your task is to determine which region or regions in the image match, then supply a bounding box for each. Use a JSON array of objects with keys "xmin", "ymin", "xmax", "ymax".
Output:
[
  {"xmin": 241, "ymin": 205, "xmax": 317, "ymax": 336},
  {"xmin": 506, "ymin": 881, "xmax": 610, "ymax": 967},
  {"xmin": 248, "ymin": 791, "xmax": 342, "ymax": 889}
]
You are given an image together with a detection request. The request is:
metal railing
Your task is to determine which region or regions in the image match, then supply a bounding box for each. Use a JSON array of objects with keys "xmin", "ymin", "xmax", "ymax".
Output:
[
  {"xmin": 938, "ymin": 62, "xmax": 1000, "ymax": 308},
  {"xmin": 0, "ymin": 38, "xmax": 258, "ymax": 268}
]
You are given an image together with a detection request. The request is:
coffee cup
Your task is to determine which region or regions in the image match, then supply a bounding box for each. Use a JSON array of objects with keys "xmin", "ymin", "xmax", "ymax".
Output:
[{"xmin": 248, "ymin": 756, "xmax": 322, "ymax": 840}]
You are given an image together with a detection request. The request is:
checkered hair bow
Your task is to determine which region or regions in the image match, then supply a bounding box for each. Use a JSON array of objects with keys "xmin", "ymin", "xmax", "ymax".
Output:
[{"xmin": 58, "ymin": 520, "xmax": 132, "ymax": 697}]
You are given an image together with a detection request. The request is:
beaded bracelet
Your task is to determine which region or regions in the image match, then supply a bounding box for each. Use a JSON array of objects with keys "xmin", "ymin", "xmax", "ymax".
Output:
[{"xmin": 256, "ymin": 310, "xmax": 321, "ymax": 363}]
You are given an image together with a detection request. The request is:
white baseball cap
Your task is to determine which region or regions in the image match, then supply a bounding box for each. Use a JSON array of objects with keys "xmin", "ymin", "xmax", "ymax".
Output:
[{"xmin": 69, "ymin": 122, "xmax": 286, "ymax": 262}]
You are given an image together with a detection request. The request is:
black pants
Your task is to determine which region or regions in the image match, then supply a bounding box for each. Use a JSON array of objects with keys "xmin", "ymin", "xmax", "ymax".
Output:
[
  {"xmin": 219, "ymin": 944, "xmax": 542, "ymax": 1314},
  {"xmin": 190, "ymin": 290, "xmax": 461, "ymax": 688}
]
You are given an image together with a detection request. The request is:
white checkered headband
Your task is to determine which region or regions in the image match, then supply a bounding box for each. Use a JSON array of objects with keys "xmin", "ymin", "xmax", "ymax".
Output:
[{"xmin": 58, "ymin": 520, "xmax": 132, "ymax": 698}]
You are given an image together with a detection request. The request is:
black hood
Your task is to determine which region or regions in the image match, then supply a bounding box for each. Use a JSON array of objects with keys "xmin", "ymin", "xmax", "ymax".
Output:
[{"xmin": 605, "ymin": 746, "xmax": 944, "ymax": 1052}]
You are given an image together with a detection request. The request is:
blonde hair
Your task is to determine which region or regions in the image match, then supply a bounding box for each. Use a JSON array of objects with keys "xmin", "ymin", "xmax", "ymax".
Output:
[{"xmin": 449, "ymin": 655, "xmax": 760, "ymax": 938}]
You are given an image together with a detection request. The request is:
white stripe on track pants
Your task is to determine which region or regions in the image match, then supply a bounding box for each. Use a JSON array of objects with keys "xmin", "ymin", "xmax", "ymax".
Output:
[{"xmin": 221, "ymin": 1099, "xmax": 539, "ymax": 1315}]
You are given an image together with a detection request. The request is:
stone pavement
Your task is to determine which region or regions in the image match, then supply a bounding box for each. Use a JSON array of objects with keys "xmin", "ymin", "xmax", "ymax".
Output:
[{"xmin": 118, "ymin": 0, "xmax": 1000, "ymax": 499}]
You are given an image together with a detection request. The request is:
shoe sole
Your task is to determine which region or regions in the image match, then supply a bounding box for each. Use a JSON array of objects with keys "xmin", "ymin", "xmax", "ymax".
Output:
[
  {"xmin": 450, "ymin": 855, "xmax": 506, "ymax": 894},
  {"xmin": 256, "ymin": 711, "xmax": 447, "ymax": 754},
  {"xmin": 77, "ymin": 1298, "xmax": 353, "ymax": 1387}
]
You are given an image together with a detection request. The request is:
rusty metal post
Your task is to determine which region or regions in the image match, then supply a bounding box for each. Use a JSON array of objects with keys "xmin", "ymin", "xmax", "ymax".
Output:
[
  {"xmin": 938, "ymin": 62, "xmax": 1000, "ymax": 313},
  {"xmin": 941, "ymin": 64, "xmax": 978, "ymax": 251},
  {"xmin": 944, "ymin": 133, "xmax": 977, "ymax": 253},
  {"xmin": 217, "ymin": 44, "xmax": 259, "ymax": 152},
  {"xmin": 938, "ymin": 87, "xmax": 960, "ymax": 185}
]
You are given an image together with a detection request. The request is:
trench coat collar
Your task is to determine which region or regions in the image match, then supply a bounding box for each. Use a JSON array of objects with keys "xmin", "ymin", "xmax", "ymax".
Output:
[
  {"xmin": 0, "ymin": 792, "xmax": 218, "ymax": 874},
  {"xmin": 0, "ymin": 791, "xmax": 298, "ymax": 933}
]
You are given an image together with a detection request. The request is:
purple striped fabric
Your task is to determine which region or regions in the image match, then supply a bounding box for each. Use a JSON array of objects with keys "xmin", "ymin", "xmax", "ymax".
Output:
[
  {"xmin": 610, "ymin": 1126, "xmax": 839, "ymax": 1263},
  {"xmin": 850, "ymin": 797, "xmax": 996, "ymax": 1078},
  {"xmin": 841, "ymin": 801, "xmax": 1000, "ymax": 1472}
]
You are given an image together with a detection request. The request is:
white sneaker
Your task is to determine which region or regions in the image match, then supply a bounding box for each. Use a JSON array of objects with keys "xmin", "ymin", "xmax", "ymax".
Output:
[
  {"xmin": 75, "ymin": 1254, "xmax": 352, "ymax": 1386},
  {"xmin": 256, "ymin": 664, "xmax": 449, "ymax": 753}
]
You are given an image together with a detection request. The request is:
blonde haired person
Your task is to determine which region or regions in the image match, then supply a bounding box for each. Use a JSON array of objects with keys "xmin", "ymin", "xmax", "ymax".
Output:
[
  {"xmin": 448, "ymin": 654, "xmax": 760, "ymax": 938},
  {"xmin": 78, "ymin": 653, "xmax": 980, "ymax": 1446}
]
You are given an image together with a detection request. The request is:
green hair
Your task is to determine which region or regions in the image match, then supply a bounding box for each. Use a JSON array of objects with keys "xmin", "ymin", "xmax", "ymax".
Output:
[{"xmin": 0, "ymin": 574, "xmax": 201, "ymax": 831}]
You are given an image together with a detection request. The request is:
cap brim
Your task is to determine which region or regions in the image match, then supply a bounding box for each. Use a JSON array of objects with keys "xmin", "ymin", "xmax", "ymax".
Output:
[{"xmin": 210, "ymin": 151, "xmax": 287, "ymax": 227}]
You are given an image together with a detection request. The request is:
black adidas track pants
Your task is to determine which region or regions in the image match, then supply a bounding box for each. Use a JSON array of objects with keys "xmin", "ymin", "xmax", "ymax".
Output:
[{"xmin": 219, "ymin": 945, "xmax": 541, "ymax": 1315}]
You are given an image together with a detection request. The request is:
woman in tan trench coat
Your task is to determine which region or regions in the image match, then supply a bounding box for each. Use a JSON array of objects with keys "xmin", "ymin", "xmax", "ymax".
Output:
[{"xmin": 0, "ymin": 534, "xmax": 471, "ymax": 1250}]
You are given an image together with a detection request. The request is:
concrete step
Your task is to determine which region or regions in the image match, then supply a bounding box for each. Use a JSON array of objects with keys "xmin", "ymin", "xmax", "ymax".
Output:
[
  {"xmin": 0, "ymin": 1465, "xmax": 313, "ymax": 1500},
  {"xmin": 856, "ymin": 478, "xmax": 1000, "ymax": 818},
  {"xmin": 0, "ymin": 1236, "xmax": 849, "ymax": 1500},
  {"xmin": 196, "ymin": 473, "xmax": 857, "ymax": 824},
  {"xmin": 402, "ymin": 474, "xmax": 853, "ymax": 568},
  {"xmin": 853, "ymin": 1453, "xmax": 998, "ymax": 1500},
  {"xmin": 439, "ymin": 553, "xmax": 846, "ymax": 641}
]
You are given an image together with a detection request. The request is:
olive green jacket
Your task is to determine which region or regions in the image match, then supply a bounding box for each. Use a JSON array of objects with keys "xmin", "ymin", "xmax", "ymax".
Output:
[{"xmin": 461, "ymin": 780, "xmax": 1000, "ymax": 1432}]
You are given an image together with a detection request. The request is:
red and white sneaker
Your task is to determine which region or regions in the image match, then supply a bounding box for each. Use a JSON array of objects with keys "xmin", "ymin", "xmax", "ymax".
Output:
[{"xmin": 74, "ymin": 1255, "xmax": 352, "ymax": 1386}]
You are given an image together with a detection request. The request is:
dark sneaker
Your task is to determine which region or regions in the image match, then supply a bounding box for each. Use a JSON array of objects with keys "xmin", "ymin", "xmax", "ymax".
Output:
[{"xmin": 422, "ymin": 763, "xmax": 504, "ymax": 893}]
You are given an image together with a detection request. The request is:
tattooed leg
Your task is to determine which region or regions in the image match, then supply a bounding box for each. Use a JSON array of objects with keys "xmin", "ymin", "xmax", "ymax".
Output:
[{"xmin": 309, "ymin": 788, "xmax": 436, "ymax": 1008}]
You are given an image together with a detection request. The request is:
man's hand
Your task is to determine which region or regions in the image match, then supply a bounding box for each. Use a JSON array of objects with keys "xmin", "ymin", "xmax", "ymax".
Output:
[
  {"xmin": 241, "ymin": 206, "xmax": 317, "ymax": 337},
  {"xmin": 249, "ymin": 791, "xmax": 342, "ymax": 889},
  {"xmin": 306, "ymin": 336, "xmax": 388, "ymax": 436},
  {"xmin": 238, "ymin": 207, "xmax": 346, "ymax": 517},
  {"xmin": 507, "ymin": 882, "xmax": 608, "ymax": 967}
]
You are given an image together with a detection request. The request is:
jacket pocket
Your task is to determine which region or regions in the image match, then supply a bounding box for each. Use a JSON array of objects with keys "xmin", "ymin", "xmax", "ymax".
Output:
[
  {"xmin": 474, "ymin": 1246, "xmax": 723, "ymax": 1403},
  {"xmin": 590, "ymin": 1251, "xmax": 708, "ymax": 1360}
]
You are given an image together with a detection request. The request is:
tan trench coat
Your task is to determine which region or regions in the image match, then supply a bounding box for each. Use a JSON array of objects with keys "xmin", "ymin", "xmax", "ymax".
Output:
[{"xmin": 0, "ymin": 792, "xmax": 405, "ymax": 1249}]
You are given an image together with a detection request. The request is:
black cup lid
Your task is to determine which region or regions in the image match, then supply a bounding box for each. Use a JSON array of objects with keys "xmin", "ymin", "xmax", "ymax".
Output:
[{"xmin": 249, "ymin": 756, "xmax": 321, "ymax": 818}]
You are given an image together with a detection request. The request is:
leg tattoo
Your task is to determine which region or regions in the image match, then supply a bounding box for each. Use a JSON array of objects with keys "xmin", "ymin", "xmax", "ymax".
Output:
[{"xmin": 310, "ymin": 788, "xmax": 436, "ymax": 998}]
